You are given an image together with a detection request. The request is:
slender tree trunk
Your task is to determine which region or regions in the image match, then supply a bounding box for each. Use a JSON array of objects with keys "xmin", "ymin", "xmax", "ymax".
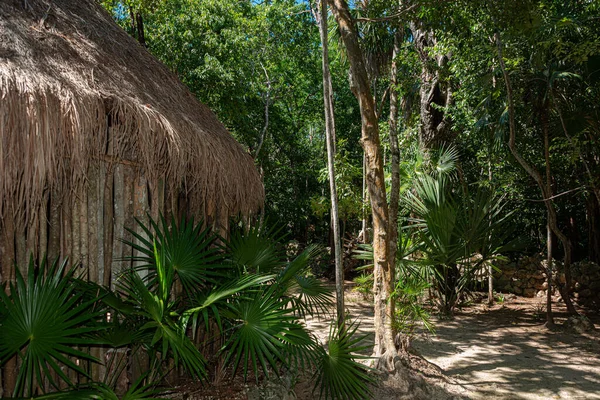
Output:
[
  {"xmin": 254, "ymin": 65, "xmax": 271, "ymax": 161},
  {"xmin": 587, "ymin": 194, "xmax": 600, "ymax": 264},
  {"xmin": 87, "ymin": 164, "xmax": 101, "ymax": 382},
  {"xmin": 546, "ymin": 223, "xmax": 555, "ymax": 327},
  {"xmin": 495, "ymin": 31, "xmax": 577, "ymax": 316},
  {"xmin": 388, "ymin": 30, "xmax": 401, "ymax": 277},
  {"xmin": 318, "ymin": 0, "xmax": 344, "ymax": 324},
  {"xmin": 329, "ymin": 0, "xmax": 396, "ymax": 368},
  {"xmin": 488, "ymin": 159, "xmax": 494, "ymax": 306},
  {"xmin": 361, "ymin": 154, "xmax": 369, "ymax": 243},
  {"xmin": 543, "ymin": 114, "xmax": 556, "ymax": 327}
]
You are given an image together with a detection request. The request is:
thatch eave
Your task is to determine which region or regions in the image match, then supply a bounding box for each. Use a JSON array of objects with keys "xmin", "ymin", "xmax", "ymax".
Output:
[{"xmin": 0, "ymin": 0, "xmax": 264, "ymax": 224}]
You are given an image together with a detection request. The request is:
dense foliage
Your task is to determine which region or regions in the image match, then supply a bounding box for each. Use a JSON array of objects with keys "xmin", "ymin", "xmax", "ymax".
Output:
[{"xmin": 0, "ymin": 217, "xmax": 373, "ymax": 399}]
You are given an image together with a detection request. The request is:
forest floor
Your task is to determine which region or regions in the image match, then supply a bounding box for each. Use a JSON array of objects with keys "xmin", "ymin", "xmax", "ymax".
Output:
[
  {"xmin": 409, "ymin": 293, "xmax": 600, "ymax": 399},
  {"xmin": 315, "ymin": 286, "xmax": 600, "ymax": 400},
  {"xmin": 165, "ymin": 286, "xmax": 600, "ymax": 400}
]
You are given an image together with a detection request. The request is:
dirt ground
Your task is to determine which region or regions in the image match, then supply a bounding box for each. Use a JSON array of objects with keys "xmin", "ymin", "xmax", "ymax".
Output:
[
  {"xmin": 313, "ymin": 288, "xmax": 600, "ymax": 400},
  {"xmin": 411, "ymin": 295, "xmax": 600, "ymax": 400}
]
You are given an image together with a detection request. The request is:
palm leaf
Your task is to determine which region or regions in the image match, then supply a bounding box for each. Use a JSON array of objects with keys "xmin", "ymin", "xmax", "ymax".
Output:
[
  {"xmin": 0, "ymin": 258, "xmax": 103, "ymax": 397},
  {"xmin": 313, "ymin": 321, "xmax": 374, "ymax": 400},
  {"xmin": 225, "ymin": 222, "xmax": 286, "ymax": 273},
  {"xmin": 222, "ymin": 287, "xmax": 299, "ymax": 381},
  {"xmin": 122, "ymin": 214, "xmax": 224, "ymax": 295}
]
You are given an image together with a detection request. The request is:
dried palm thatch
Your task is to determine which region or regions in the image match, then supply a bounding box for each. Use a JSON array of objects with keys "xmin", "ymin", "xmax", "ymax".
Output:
[{"xmin": 0, "ymin": 0, "xmax": 264, "ymax": 278}]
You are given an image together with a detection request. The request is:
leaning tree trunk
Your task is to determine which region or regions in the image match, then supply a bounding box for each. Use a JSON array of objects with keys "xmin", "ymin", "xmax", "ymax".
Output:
[
  {"xmin": 317, "ymin": 0, "xmax": 345, "ymax": 325},
  {"xmin": 329, "ymin": 0, "xmax": 396, "ymax": 369},
  {"xmin": 495, "ymin": 31, "xmax": 577, "ymax": 315}
]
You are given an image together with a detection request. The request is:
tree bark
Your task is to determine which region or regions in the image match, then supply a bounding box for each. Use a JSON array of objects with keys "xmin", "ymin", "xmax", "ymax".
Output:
[
  {"xmin": 488, "ymin": 159, "xmax": 494, "ymax": 306},
  {"xmin": 546, "ymin": 223, "xmax": 555, "ymax": 327},
  {"xmin": 410, "ymin": 22, "xmax": 453, "ymax": 148},
  {"xmin": 318, "ymin": 0, "xmax": 345, "ymax": 325},
  {"xmin": 388, "ymin": 29, "xmax": 401, "ymax": 281},
  {"xmin": 587, "ymin": 194, "xmax": 600, "ymax": 264},
  {"xmin": 329, "ymin": 0, "xmax": 397, "ymax": 368},
  {"xmin": 543, "ymin": 111, "xmax": 556, "ymax": 327},
  {"xmin": 361, "ymin": 153, "xmax": 369, "ymax": 243}
]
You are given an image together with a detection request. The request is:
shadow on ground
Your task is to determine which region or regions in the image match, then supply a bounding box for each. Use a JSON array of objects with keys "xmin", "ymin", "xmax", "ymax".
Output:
[{"xmin": 412, "ymin": 299, "xmax": 600, "ymax": 400}]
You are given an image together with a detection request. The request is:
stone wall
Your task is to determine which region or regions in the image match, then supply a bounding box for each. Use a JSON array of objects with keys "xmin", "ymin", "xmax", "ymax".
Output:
[{"xmin": 493, "ymin": 256, "xmax": 600, "ymax": 310}]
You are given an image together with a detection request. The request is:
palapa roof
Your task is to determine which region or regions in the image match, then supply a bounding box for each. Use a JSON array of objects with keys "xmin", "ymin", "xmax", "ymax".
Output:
[{"xmin": 0, "ymin": 0, "xmax": 264, "ymax": 222}]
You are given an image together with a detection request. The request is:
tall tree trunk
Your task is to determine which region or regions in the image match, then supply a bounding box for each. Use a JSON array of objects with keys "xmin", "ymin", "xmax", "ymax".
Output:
[
  {"xmin": 495, "ymin": 31, "xmax": 577, "ymax": 315},
  {"xmin": 130, "ymin": 10, "xmax": 146, "ymax": 48},
  {"xmin": 388, "ymin": 30, "xmax": 401, "ymax": 277},
  {"xmin": 546, "ymin": 223, "xmax": 555, "ymax": 327},
  {"xmin": 587, "ymin": 194, "xmax": 600, "ymax": 264},
  {"xmin": 410, "ymin": 22, "xmax": 453, "ymax": 148},
  {"xmin": 488, "ymin": 159, "xmax": 494, "ymax": 306},
  {"xmin": 318, "ymin": 0, "xmax": 345, "ymax": 325},
  {"xmin": 361, "ymin": 154, "xmax": 369, "ymax": 243},
  {"xmin": 103, "ymin": 169, "xmax": 115, "ymax": 288},
  {"xmin": 329, "ymin": 0, "xmax": 396, "ymax": 368}
]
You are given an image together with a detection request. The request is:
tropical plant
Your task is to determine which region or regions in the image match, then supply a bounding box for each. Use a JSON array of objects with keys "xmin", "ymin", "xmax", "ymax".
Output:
[
  {"xmin": 407, "ymin": 172, "xmax": 519, "ymax": 315},
  {"xmin": 392, "ymin": 274, "xmax": 435, "ymax": 350},
  {"xmin": 0, "ymin": 258, "xmax": 102, "ymax": 398},
  {"xmin": 1, "ymin": 215, "xmax": 375, "ymax": 399},
  {"xmin": 313, "ymin": 321, "xmax": 374, "ymax": 400},
  {"xmin": 353, "ymin": 273, "xmax": 374, "ymax": 300}
]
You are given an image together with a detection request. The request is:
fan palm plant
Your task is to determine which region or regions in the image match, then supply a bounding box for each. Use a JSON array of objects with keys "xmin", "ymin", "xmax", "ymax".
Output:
[
  {"xmin": 0, "ymin": 258, "xmax": 103, "ymax": 398},
  {"xmin": 313, "ymin": 321, "xmax": 374, "ymax": 400},
  {"xmin": 407, "ymin": 173, "xmax": 519, "ymax": 315},
  {"xmin": 1, "ymin": 215, "xmax": 375, "ymax": 400}
]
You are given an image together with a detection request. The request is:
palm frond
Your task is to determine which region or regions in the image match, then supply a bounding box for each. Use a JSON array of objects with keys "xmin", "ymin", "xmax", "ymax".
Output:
[
  {"xmin": 312, "ymin": 321, "xmax": 374, "ymax": 400},
  {"xmin": 122, "ymin": 214, "xmax": 224, "ymax": 295},
  {"xmin": 225, "ymin": 222, "xmax": 287, "ymax": 274},
  {"xmin": 0, "ymin": 258, "xmax": 103, "ymax": 397},
  {"xmin": 222, "ymin": 288, "xmax": 298, "ymax": 381}
]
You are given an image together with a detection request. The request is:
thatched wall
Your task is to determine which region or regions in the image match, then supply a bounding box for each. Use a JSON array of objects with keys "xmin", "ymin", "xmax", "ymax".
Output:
[{"xmin": 0, "ymin": 0, "xmax": 264, "ymax": 284}]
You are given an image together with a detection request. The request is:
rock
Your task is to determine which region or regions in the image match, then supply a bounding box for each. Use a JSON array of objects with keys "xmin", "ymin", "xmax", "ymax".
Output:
[
  {"xmin": 513, "ymin": 287, "xmax": 523, "ymax": 295},
  {"xmin": 536, "ymin": 290, "xmax": 546, "ymax": 298},
  {"xmin": 563, "ymin": 315, "xmax": 595, "ymax": 334},
  {"xmin": 523, "ymin": 288, "xmax": 536, "ymax": 298},
  {"xmin": 503, "ymin": 268, "xmax": 516, "ymax": 277}
]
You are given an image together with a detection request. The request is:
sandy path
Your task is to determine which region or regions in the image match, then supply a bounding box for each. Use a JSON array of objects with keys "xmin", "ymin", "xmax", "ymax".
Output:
[
  {"xmin": 307, "ymin": 289, "xmax": 600, "ymax": 399},
  {"xmin": 411, "ymin": 297, "xmax": 600, "ymax": 399}
]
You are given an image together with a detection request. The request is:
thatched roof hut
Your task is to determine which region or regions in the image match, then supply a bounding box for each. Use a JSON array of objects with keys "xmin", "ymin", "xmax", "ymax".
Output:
[{"xmin": 0, "ymin": 0, "xmax": 264, "ymax": 284}]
